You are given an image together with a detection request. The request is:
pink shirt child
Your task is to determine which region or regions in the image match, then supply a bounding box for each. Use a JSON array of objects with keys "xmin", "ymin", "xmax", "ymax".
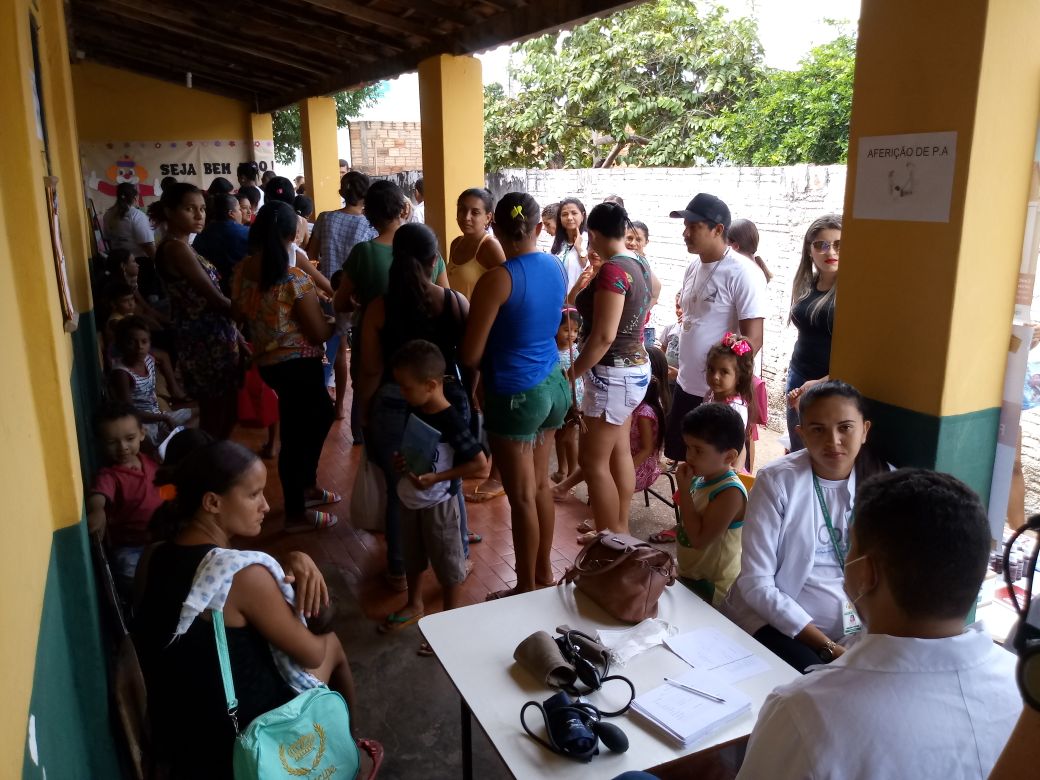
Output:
[{"xmin": 90, "ymin": 453, "xmax": 162, "ymax": 547}]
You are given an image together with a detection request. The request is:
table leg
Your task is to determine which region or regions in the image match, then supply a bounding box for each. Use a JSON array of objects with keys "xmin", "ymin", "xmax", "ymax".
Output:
[{"xmin": 461, "ymin": 698, "xmax": 473, "ymax": 780}]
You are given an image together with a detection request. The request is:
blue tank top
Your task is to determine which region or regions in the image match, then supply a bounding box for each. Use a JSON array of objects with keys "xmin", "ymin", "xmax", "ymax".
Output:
[{"xmin": 484, "ymin": 251, "xmax": 566, "ymax": 394}]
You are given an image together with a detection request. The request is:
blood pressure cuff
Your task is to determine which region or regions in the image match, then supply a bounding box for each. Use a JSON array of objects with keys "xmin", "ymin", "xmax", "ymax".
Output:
[{"xmin": 514, "ymin": 631, "xmax": 578, "ymax": 689}]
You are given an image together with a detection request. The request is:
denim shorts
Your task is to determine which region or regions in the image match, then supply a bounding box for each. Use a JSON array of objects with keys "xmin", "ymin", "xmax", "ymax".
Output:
[
  {"xmin": 581, "ymin": 362, "xmax": 651, "ymax": 425},
  {"xmin": 483, "ymin": 368, "xmax": 571, "ymax": 442}
]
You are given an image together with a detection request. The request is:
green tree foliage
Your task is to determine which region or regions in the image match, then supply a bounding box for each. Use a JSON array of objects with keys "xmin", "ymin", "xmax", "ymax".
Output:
[
  {"xmin": 484, "ymin": 0, "xmax": 764, "ymax": 171},
  {"xmin": 715, "ymin": 33, "xmax": 856, "ymax": 165},
  {"xmin": 272, "ymin": 85, "xmax": 386, "ymax": 166}
]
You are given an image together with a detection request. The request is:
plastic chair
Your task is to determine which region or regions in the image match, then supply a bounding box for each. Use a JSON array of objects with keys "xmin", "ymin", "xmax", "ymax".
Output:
[{"xmin": 643, "ymin": 470, "xmax": 680, "ymax": 523}]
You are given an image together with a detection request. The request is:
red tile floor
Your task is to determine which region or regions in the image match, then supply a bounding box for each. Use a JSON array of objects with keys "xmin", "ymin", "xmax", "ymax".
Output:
[{"xmin": 235, "ymin": 412, "xmax": 589, "ymax": 622}]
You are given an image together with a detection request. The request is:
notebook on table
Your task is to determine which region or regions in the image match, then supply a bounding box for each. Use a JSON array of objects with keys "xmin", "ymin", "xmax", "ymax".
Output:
[{"xmin": 630, "ymin": 669, "xmax": 751, "ymax": 746}]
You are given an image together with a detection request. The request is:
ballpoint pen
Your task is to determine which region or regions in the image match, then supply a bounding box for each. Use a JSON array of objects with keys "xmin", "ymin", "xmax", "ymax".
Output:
[{"xmin": 663, "ymin": 677, "xmax": 726, "ymax": 703}]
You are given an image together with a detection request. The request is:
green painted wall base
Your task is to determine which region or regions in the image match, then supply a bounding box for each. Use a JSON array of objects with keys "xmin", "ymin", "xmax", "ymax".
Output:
[
  {"xmin": 23, "ymin": 309, "xmax": 121, "ymax": 778},
  {"xmin": 866, "ymin": 397, "xmax": 1000, "ymax": 506}
]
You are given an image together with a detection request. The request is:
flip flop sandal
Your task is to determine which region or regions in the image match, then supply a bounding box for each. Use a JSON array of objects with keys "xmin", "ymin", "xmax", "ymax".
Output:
[
  {"xmin": 304, "ymin": 488, "xmax": 342, "ymax": 508},
  {"xmin": 577, "ymin": 530, "xmax": 599, "ymax": 545},
  {"xmin": 649, "ymin": 528, "xmax": 678, "ymax": 543},
  {"xmin": 377, "ymin": 611, "xmax": 423, "ymax": 633},
  {"xmin": 356, "ymin": 738, "xmax": 384, "ymax": 780},
  {"xmin": 467, "ymin": 531, "xmax": 483, "ymax": 543},
  {"xmin": 417, "ymin": 641, "xmax": 435, "ymax": 657},
  {"xmin": 576, "ymin": 519, "xmax": 594, "ymax": 533},
  {"xmin": 285, "ymin": 511, "xmax": 339, "ymax": 534}
]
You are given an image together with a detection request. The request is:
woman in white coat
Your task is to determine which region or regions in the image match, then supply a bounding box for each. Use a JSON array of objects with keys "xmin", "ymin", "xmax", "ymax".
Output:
[{"xmin": 723, "ymin": 380, "xmax": 886, "ymax": 672}]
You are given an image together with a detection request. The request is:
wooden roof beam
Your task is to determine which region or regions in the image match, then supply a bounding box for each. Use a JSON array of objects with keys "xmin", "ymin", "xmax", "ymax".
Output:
[
  {"xmin": 295, "ymin": 0, "xmax": 434, "ymax": 40},
  {"xmin": 258, "ymin": 0, "xmax": 643, "ymax": 112}
]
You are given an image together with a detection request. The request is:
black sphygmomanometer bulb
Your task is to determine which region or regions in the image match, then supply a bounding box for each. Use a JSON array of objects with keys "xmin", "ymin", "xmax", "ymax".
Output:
[{"xmin": 591, "ymin": 720, "xmax": 630, "ymax": 753}]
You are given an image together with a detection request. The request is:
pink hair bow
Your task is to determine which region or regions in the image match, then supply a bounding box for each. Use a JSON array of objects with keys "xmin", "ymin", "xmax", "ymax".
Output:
[{"xmin": 722, "ymin": 332, "xmax": 752, "ymax": 356}]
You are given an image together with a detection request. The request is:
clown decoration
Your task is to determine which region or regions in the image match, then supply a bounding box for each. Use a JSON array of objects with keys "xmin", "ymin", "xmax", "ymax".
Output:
[{"xmin": 87, "ymin": 156, "xmax": 161, "ymax": 198}]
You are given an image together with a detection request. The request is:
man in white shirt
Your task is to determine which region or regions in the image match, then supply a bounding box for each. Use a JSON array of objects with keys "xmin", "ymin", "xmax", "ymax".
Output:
[
  {"xmin": 737, "ymin": 469, "xmax": 1021, "ymax": 780},
  {"xmin": 409, "ymin": 177, "xmax": 426, "ymax": 224},
  {"xmin": 664, "ymin": 194, "xmax": 767, "ymax": 461}
]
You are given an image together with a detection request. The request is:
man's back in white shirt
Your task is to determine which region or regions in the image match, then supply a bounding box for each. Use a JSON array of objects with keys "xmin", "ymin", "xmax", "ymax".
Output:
[{"xmin": 737, "ymin": 629, "xmax": 1020, "ymax": 780}]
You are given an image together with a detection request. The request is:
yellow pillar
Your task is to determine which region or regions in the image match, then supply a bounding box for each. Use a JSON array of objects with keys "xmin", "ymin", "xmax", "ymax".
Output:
[
  {"xmin": 250, "ymin": 111, "xmax": 273, "ymax": 145},
  {"xmin": 299, "ymin": 97, "xmax": 340, "ymax": 214},
  {"xmin": 831, "ymin": 0, "xmax": 1040, "ymax": 497},
  {"xmin": 418, "ymin": 54, "xmax": 484, "ymax": 253}
]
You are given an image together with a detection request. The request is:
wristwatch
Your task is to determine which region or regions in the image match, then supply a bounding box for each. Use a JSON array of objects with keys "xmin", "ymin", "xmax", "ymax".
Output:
[{"xmin": 817, "ymin": 640, "xmax": 838, "ymax": 662}]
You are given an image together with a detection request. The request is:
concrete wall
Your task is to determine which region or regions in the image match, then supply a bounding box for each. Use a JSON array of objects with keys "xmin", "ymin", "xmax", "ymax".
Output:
[{"xmin": 349, "ymin": 120, "xmax": 423, "ymax": 174}]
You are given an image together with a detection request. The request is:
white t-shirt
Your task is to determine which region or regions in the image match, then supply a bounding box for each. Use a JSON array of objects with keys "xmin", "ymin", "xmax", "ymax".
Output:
[
  {"xmin": 557, "ymin": 234, "xmax": 588, "ymax": 292},
  {"xmin": 676, "ymin": 247, "xmax": 767, "ymax": 397},
  {"xmin": 795, "ymin": 475, "xmax": 852, "ymax": 639},
  {"xmin": 103, "ymin": 206, "xmax": 154, "ymax": 256}
]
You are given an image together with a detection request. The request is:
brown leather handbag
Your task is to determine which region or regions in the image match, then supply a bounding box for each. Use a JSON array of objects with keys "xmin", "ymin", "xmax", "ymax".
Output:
[{"xmin": 561, "ymin": 531, "xmax": 677, "ymax": 623}]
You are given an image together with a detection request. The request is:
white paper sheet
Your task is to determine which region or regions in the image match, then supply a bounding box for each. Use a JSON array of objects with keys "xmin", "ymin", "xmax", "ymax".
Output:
[{"xmin": 665, "ymin": 628, "xmax": 770, "ymax": 683}]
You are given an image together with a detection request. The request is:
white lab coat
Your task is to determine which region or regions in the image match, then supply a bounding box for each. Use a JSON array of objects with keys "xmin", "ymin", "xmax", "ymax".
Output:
[{"xmin": 722, "ymin": 449, "xmax": 857, "ymax": 639}]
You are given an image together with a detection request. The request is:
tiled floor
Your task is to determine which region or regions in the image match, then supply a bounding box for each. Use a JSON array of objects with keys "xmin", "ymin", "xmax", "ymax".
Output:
[{"xmin": 236, "ymin": 412, "xmax": 589, "ymax": 623}]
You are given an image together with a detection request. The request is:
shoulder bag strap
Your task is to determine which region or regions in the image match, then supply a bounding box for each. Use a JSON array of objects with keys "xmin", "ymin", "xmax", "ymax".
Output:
[{"xmin": 211, "ymin": 610, "xmax": 242, "ymax": 734}]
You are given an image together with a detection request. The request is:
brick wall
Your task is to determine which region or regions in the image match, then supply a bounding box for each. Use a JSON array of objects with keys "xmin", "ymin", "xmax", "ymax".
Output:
[{"xmin": 348, "ymin": 121, "xmax": 423, "ymax": 175}]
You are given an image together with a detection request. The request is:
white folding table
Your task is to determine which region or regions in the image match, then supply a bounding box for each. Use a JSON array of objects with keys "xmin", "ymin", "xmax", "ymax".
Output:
[{"xmin": 419, "ymin": 583, "xmax": 798, "ymax": 779}]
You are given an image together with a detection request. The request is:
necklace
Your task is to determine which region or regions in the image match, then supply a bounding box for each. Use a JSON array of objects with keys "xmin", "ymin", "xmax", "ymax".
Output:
[{"xmin": 683, "ymin": 254, "xmax": 727, "ymax": 329}]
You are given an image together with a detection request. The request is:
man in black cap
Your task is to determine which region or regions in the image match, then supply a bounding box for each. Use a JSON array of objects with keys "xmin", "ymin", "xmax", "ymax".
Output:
[{"xmin": 664, "ymin": 193, "xmax": 767, "ymax": 463}]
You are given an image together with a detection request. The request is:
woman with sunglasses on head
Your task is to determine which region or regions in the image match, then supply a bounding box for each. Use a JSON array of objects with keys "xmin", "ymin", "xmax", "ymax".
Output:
[{"xmin": 785, "ymin": 215, "xmax": 841, "ymax": 451}]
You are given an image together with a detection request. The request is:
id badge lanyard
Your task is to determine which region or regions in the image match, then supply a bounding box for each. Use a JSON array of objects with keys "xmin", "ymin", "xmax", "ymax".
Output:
[
  {"xmin": 813, "ymin": 472, "xmax": 863, "ymax": 635},
  {"xmin": 812, "ymin": 472, "xmax": 849, "ymax": 570}
]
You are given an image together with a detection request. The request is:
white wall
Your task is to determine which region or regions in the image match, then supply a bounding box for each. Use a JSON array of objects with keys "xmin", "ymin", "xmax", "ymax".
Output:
[{"xmin": 490, "ymin": 165, "xmax": 848, "ymax": 428}]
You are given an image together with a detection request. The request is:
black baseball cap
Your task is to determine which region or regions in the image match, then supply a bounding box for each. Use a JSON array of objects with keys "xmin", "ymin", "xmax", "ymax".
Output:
[{"xmin": 670, "ymin": 193, "xmax": 731, "ymax": 230}]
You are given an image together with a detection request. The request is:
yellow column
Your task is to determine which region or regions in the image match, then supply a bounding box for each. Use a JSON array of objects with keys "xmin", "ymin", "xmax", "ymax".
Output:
[
  {"xmin": 250, "ymin": 112, "xmax": 273, "ymax": 145},
  {"xmin": 299, "ymin": 97, "xmax": 340, "ymax": 214},
  {"xmin": 831, "ymin": 0, "xmax": 1040, "ymax": 495},
  {"xmin": 418, "ymin": 54, "xmax": 484, "ymax": 253}
]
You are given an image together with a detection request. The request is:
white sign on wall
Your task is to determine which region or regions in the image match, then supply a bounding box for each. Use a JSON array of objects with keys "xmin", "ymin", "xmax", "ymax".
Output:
[{"xmin": 852, "ymin": 131, "xmax": 957, "ymax": 223}]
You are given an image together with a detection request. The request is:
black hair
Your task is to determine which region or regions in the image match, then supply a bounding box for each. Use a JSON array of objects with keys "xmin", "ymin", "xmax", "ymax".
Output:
[
  {"xmin": 643, "ymin": 346, "xmax": 671, "ymax": 452},
  {"xmin": 551, "ymin": 197, "xmax": 588, "ymax": 255},
  {"xmin": 293, "ymin": 195, "xmax": 314, "ymax": 219},
  {"xmin": 209, "ymin": 194, "xmax": 239, "ymax": 223},
  {"xmin": 105, "ymin": 279, "xmax": 135, "ymax": 301},
  {"xmin": 261, "ymin": 170, "xmax": 276, "ymax": 184},
  {"xmin": 104, "ymin": 248, "xmax": 133, "ymax": 279},
  {"xmin": 160, "ymin": 176, "xmax": 178, "ymax": 193},
  {"xmin": 458, "ymin": 187, "xmax": 494, "ymax": 213},
  {"xmin": 391, "ymin": 338, "xmax": 446, "ymax": 382},
  {"xmin": 114, "ymin": 315, "xmax": 150, "ymax": 345},
  {"xmin": 264, "ymin": 176, "xmax": 296, "ymax": 206},
  {"xmin": 603, "ymin": 194, "xmax": 625, "ymax": 208},
  {"xmin": 151, "ymin": 440, "xmax": 259, "ymax": 542},
  {"xmin": 560, "ymin": 308, "xmax": 582, "ymax": 329},
  {"xmin": 587, "ymin": 202, "xmax": 630, "ymax": 240},
  {"xmin": 338, "ymin": 158, "xmax": 349, "ymax": 168},
  {"xmin": 237, "ymin": 185, "xmax": 261, "ymax": 208},
  {"xmin": 364, "ymin": 180, "xmax": 407, "ymax": 232},
  {"xmin": 236, "ymin": 161, "xmax": 259, "ymax": 182},
  {"xmin": 493, "ymin": 192, "xmax": 540, "ymax": 244},
  {"xmin": 542, "ymin": 202, "xmax": 559, "ymax": 220},
  {"xmin": 414, "ymin": 178, "xmax": 424, "ymax": 197},
  {"xmin": 854, "ymin": 469, "xmax": 990, "ymax": 620},
  {"xmin": 388, "ymin": 223, "xmax": 439, "ymax": 320},
  {"xmin": 207, "ymin": 177, "xmax": 235, "ymax": 197},
  {"xmin": 248, "ymin": 201, "xmax": 297, "ymax": 291},
  {"xmin": 149, "ymin": 428, "xmax": 216, "ymax": 541},
  {"xmin": 630, "ymin": 220, "xmax": 649, "ymax": 241},
  {"xmin": 340, "ymin": 171, "xmax": 371, "ymax": 206},
  {"xmin": 150, "ymin": 182, "xmax": 202, "ymax": 226},
  {"xmin": 681, "ymin": 403, "xmax": 745, "ymax": 455},
  {"xmin": 330, "ymin": 269, "xmax": 344, "ymax": 290},
  {"xmin": 114, "ymin": 182, "xmax": 138, "ymax": 218},
  {"xmin": 94, "ymin": 399, "xmax": 140, "ymax": 428},
  {"xmin": 798, "ymin": 379, "xmax": 886, "ymax": 482}
]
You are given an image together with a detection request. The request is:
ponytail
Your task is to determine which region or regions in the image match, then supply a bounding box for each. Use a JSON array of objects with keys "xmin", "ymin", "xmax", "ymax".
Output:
[
  {"xmin": 115, "ymin": 183, "xmax": 137, "ymax": 219},
  {"xmin": 248, "ymin": 202, "xmax": 297, "ymax": 290},
  {"xmin": 388, "ymin": 223, "xmax": 439, "ymax": 317}
]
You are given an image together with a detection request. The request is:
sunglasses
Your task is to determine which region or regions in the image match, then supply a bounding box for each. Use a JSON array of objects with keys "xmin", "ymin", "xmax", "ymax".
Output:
[{"xmin": 811, "ymin": 239, "xmax": 841, "ymax": 253}]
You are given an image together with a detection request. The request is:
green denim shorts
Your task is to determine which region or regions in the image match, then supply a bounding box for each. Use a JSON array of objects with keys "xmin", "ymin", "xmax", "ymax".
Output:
[{"xmin": 483, "ymin": 367, "xmax": 571, "ymax": 442}]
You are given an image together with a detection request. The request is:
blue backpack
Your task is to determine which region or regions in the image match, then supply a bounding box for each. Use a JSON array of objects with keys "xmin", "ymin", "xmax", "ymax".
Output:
[{"xmin": 211, "ymin": 611, "xmax": 360, "ymax": 779}]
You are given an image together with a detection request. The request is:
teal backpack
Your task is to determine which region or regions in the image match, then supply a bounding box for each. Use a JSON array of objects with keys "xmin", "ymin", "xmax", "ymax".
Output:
[{"xmin": 211, "ymin": 610, "xmax": 360, "ymax": 779}]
